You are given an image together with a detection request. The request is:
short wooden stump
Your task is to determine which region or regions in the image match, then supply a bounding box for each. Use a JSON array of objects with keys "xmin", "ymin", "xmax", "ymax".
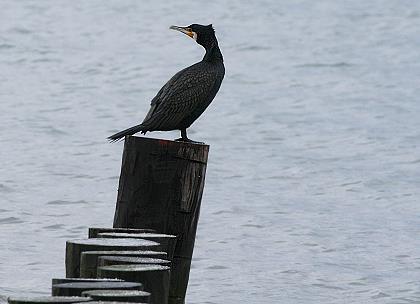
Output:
[
  {"xmin": 80, "ymin": 250, "xmax": 167, "ymax": 279},
  {"xmin": 7, "ymin": 296, "xmax": 91, "ymax": 304},
  {"xmin": 52, "ymin": 278, "xmax": 122, "ymax": 285},
  {"xmin": 81, "ymin": 289, "xmax": 150, "ymax": 303},
  {"xmin": 88, "ymin": 227, "xmax": 156, "ymax": 238},
  {"xmin": 97, "ymin": 264, "xmax": 170, "ymax": 304},
  {"xmin": 98, "ymin": 256, "xmax": 170, "ymax": 268},
  {"xmin": 97, "ymin": 233, "xmax": 177, "ymax": 260},
  {"xmin": 66, "ymin": 238, "xmax": 160, "ymax": 277},
  {"xmin": 52, "ymin": 281, "xmax": 142, "ymax": 297}
]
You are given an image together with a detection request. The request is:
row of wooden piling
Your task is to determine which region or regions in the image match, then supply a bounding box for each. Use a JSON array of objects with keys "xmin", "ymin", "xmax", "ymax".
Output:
[
  {"xmin": 9, "ymin": 227, "xmax": 177, "ymax": 304},
  {"xmin": 8, "ymin": 136, "xmax": 210, "ymax": 304}
]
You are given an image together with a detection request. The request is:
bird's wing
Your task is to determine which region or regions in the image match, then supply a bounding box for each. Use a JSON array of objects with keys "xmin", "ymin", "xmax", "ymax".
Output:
[
  {"xmin": 141, "ymin": 64, "xmax": 218, "ymax": 130},
  {"xmin": 140, "ymin": 67, "xmax": 188, "ymax": 124}
]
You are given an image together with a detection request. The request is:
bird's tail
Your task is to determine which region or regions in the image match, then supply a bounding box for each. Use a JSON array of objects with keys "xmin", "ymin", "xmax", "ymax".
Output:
[{"xmin": 107, "ymin": 124, "xmax": 146, "ymax": 142}]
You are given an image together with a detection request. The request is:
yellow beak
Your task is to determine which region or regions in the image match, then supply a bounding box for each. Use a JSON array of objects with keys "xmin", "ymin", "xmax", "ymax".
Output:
[{"xmin": 169, "ymin": 25, "xmax": 194, "ymax": 38}]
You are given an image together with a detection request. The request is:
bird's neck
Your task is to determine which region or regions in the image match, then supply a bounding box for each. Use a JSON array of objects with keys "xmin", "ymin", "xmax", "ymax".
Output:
[{"xmin": 203, "ymin": 42, "xmax": 223, "ymax": 63}]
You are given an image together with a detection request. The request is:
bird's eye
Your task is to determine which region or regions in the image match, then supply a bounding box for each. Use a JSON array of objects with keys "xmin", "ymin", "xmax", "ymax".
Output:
[{"xmin": 192, "ymin": 32, "xmax": 198, "ymax": 41}]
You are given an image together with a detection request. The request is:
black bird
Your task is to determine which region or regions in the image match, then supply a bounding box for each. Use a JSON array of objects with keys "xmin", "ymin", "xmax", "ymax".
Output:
[{"xmin": 108, "ymin": 24, "xmax": 225, "ymax": 142}]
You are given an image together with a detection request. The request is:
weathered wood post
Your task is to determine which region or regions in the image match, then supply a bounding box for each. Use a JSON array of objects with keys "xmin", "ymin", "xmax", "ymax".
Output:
[
  {"xmin": 66, "ymin": 238, "xmax": 160, "ymax": 277},
  {"xmin": 79, "ymin": 250, "xmax": 167, "ymax": 278},
  {"xmin": 97, "ymin": 264, "xmax": 171, "ymax": 304},
  {"xmin": 81, "ymin": 290, "xmax": 151, "ymax": 303},
  {"xmin": 96, "ymin": 232, "xmax": 177, "ymax": 260},
  {"xmin": 52, "ymin": 281, "xmax": 142, "ymax": 296},
  {"xmin": 88, "ymin": 227, "xmax": 155, "ymax": 238},
  {"xmin": 7, "ymin": 296, "xmax": 92, "ymax": 304},
  {"xmin": 113, "ymin": 136, "xmax": 209, "ymax": 304}
]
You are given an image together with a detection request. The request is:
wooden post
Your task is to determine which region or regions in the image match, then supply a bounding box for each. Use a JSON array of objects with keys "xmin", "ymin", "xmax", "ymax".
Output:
[
  {"xmin": 98, "ymin": 256, "xmax": 170, "ymax": 268},
  {"xmin": 97, "ymin": 264, "xmax": 170, "ymax": 304},
  {"xmin": 51, "ymin": 281, "xmax": 142, "ymax": 297},
  {"xmin": 80, "ymin": 250, "xmax": 167, "ymax": 279},
  {"xmin": 88, "ymin": 227, "xmax": 155, "ymax": 238},
  {"xmin": 81, "ymin": 290, "xmax": 151, "ymax": 303},
  {"xmin": 7, "ymin": 296, "xmax": 92, "ymax": 304},
  {"xmin": 52, "ymin": 278, "xmax": 122, "ymax": 285},
  {"xmin": 65, "ymin": 238, "xmax": 160, "ymax": 278},
  {"xmin": 96, "ymin": 233, "xmax": 177, "ymax": 260},
  {"xmin": 113, "ymin": 136, "xmax": 209, "ymax": 304}
]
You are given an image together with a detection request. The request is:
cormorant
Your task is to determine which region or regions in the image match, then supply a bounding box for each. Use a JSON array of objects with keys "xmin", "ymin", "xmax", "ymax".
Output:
[{"xmin": 108, "ymin": 24, "xmax": 225, "ymax": 142}]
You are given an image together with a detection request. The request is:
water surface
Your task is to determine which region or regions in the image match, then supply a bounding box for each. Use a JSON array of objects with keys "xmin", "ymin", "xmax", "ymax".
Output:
[{"xmin": 1, "ymin": 1, "xmax": 420, "ymax": 303}]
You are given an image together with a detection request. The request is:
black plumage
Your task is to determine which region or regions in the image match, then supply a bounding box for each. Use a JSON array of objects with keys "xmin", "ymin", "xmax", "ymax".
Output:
[{"xmin": 108, "ymin": 24, "xmax": 225, "ymax": 142}]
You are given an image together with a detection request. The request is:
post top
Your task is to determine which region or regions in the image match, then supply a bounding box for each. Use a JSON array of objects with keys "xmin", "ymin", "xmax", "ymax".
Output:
[
  {"xmin": 126, "ymin": 135, "xmax": 210, "ymax": 149},
  {"xmin": 123, "ymin": 135, "xmax": 209, "ymax": 164}
]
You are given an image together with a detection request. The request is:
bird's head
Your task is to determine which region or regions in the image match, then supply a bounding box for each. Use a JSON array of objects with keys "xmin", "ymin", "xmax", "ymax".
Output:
[{"xmin": 170, "ymin": 24, "xmax": 217, "ymax": 49}]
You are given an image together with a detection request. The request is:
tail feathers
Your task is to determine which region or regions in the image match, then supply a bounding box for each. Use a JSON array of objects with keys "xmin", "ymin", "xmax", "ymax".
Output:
[{"xmin": 107, "ymin": 124, "xmax": 146, "ymax": 142}]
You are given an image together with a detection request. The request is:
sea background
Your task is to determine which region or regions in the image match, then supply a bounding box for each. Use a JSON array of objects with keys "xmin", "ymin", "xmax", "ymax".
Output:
[{"xmin": 1, "ymin": 1, "xmax": 420, "ymax": 303}]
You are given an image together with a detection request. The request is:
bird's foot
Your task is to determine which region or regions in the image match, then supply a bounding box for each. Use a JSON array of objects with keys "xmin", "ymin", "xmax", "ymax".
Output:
[{"xmin": 175, "ymin": 138, "xmax": 204, "ymax": 144}]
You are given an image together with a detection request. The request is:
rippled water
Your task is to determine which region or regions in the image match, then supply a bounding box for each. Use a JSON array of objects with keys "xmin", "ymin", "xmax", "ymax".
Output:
[{"xmin": 1, "ymin": 1, "xmax": 420, "ymax": 303}]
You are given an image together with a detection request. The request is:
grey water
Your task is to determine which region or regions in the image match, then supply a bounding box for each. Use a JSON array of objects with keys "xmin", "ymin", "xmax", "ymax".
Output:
[{"xmin": 1, "ymin": 1, "xmax": 420, "ymax": 303}]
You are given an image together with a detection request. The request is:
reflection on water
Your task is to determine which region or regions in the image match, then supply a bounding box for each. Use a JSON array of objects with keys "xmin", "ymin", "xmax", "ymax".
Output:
[{"xmin": 1, "ymin": 1, "xmax": 420, "ymax": 303}]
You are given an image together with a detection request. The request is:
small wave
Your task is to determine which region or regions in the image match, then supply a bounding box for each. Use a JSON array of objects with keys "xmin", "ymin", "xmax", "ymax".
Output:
[
  {"xmin": 237, "ymin": 45, "xmax": 271, "ymax": 52},
  {"xmin": 0, "ymin": 184, "xmax": 14, "ymax": 193},
  {"xmin": 280, "ymin": 269, "xmax": 300, "ymax": 274},
  {"xmin": 0, "ymin": 216, "xmax": 24, "ymax": 224},
  {"xmin": 41, "ymin": 126, "xmax": 68, "ymax": 135},
  {"xmin": 0, "ymin": 295, "xmax": 7, "ymax": 304},
  {"xmin": 83, "ymin": 68, "xmax": 101, "ymax": 75},
  {"xmin": 0, "ymin": 43, "xmax": 14, "ymax": 50},
  {"xmin": 46, "ymin": 200, "xmax": 88, "ymax": 205},
  {"xmin": 69, "ymin": 225, "xmax": 88, "ymax": 232},
  {"xmin": 212, "ymin": 210, "xmax": 232, "ymax": 215},
  {"xmin": 408, "ymin": 12, "xmax": 420, "ymax": 18},
  {"xmin": 206, "ymin": 265, "xmax": 228, "ymax": 270},
  {"xmin": 340, "ymin": 181, "xmax": 362, "ymax": 187},
  {"xmin": 312, "ymin": 283, "xmax": 345, "ymax": 290},
  {"xmin": 371, "ymin": 292, "xmax": 390, "ymax": 299},
  {"xmin": 39, "ymin": 106, "xmax": 71, "ymax": 113},
  {"xmin": 31, "ymin": 58, "xmax": 61, "ymax": 63},
  {"xmin": 72, "ymin": 174, "xmax": 95, "ymax": 179},
  {"xmin": 241, "ymin": 223, "xmax": 265, "ymax": 228},
  {"xmin": 303, "ymin": 243, "xmax": 318, "ymax": 247},
  {"xmin": 348, "ymin": 281, "xmax": 365, "ymax": 286},
  {"xmin": 46, "ymin": 213, "xmax": 70, "ymax": 217},
  {"xmin": 295, "ymin": 62, "xmax": 354, "ymax": 68},
  {"xmin": 9, "ymin": 27, "xmax": 32, "ymax": 35},
  {"xmin": 43, "ymin": 224, "xmax": 64, "ymax": 230}
]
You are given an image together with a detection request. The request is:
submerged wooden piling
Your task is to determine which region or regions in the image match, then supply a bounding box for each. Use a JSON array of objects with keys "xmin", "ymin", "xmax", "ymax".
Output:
[
  {"xmin": 79, "ymin": 250, "xmax": 167, "ymax": 279},
  {"xmin": 73, "ymin": 302, "xmax": 140, "ymax": 304},
  {"xmin": 65, "ymin": 238, "xmax": 159, "ymax": 277},
  {"xmin": 81, "ymin": 290, "xmax": 151, "ymax": 303},
  {"xmin": 98, "ymin": 256, "xmax": 170, "ymax": 268},
  {"xmin": 52, "ymin": 281, "xmax": 142, "ymax": 297},
  {"xmin": 97, "ymin": 264, "xmax": 170, "ymax": 304},
  {"xmin": 113, "ymin": 136, "xmax": 209, "ymax": 304},
  {"xmin": 96, "ymin": 233, "xmax": 177, "ymax": 260},
  {"xmin": 88, "ymin": 228, "xmax": 156, "ymax": 238},
  {"xmin": 52, "ymin": 278, "xmax": 123, "ymax": 285},
  {"xmin": 7, "ymin": 297, "xmax": 91, "ymax": 304}
]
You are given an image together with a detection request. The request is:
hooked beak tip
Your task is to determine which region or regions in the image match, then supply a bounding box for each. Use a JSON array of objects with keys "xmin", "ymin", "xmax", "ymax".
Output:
[{"xmin": 169, "ymin": 25, "xmax": 195, "ymax": 39}]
